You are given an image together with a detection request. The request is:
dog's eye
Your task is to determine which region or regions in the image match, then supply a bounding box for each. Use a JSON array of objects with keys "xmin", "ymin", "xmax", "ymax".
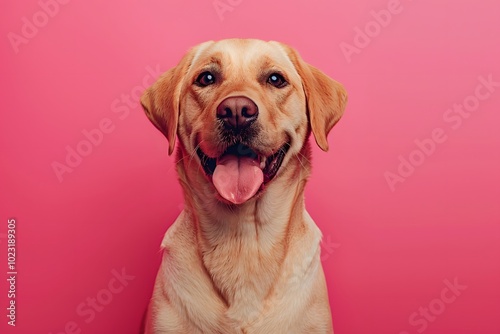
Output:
[
  {"xmin": 267, "ymin": 73, "xmax": 287, "ymax": 88},
  {"xmin": 195, "ymin": 72, "xmax": 216, "ymax": 87}
]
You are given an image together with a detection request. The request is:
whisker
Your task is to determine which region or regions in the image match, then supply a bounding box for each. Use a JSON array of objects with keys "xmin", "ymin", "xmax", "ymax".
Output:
[
  {"xmin": 296, "ymin": 150, "xmax": 310, "ymax": 171},
  {"xmin": 187, "ymin": 141, "xmax": 203, "ymax": 170}
]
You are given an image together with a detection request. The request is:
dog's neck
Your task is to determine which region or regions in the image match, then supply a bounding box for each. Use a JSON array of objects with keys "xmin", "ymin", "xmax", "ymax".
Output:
[{"xmin": 175, "ymin": 144, "xmax": 315, "ymax": 310}]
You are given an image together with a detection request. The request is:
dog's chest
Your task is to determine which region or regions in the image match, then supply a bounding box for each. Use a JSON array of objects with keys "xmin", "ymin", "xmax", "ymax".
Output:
[{"xmin": 202, "ymin": 229, "xmax": 285, "ymax": 322}]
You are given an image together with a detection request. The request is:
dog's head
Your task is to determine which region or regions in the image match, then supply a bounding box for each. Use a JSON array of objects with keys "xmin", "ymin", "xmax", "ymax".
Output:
[{"xmin": 141, "ymin": 39, "xmax": 347, "ymax": 205}]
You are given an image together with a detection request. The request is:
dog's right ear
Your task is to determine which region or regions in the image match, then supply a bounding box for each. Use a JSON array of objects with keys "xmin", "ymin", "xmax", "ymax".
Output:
[{"xmin": 140, "ymin": 51, "xmax": 196, "ymax": 155}]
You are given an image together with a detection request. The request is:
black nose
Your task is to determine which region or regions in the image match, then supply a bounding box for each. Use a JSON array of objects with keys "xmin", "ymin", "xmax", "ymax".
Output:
[{"xmin": 216, "ymin": 96, "xmax": 258, "ymax": 131}]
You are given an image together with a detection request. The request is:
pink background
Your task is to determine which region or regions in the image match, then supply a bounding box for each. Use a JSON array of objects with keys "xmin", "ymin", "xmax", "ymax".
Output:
[{"xmin": 1, "ymin": 0, "xmax": 499, "ymax": 333}]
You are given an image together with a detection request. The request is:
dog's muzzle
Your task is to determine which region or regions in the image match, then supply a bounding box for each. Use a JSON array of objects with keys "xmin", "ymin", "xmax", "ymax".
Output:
[{"xmin": 195, "ymin": 96, "xmax": 290, "ymax": 205}]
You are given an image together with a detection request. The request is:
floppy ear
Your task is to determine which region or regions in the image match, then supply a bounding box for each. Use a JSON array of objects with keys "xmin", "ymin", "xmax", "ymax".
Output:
[
  {"xmin": 140, "ymin": 51, "xmax": 195, "ymax": 155},
  {"xmin": 279, "ymin": 43, "xmax": 348, "ymax": 151}
]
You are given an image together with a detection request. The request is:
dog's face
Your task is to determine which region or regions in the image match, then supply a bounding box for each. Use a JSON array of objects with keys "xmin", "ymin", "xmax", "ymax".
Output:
[{"xmin": 141, "ymin": 39, "xmax": 347, "ymax": 205}]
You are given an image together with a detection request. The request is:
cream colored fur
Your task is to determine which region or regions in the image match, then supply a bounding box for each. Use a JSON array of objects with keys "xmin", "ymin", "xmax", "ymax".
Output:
[{"xmin": 141, "ymin": 39, "xmax": 347, "ymax": 334}]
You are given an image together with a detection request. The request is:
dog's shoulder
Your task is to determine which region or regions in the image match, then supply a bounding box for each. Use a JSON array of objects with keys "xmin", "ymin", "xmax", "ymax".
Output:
[{"xmin": 160, "ymin": 211, "xmax": 198, "ymax": 261}]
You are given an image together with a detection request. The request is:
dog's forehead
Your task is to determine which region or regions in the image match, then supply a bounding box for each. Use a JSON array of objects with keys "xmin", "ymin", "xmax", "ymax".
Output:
[{"xmin": 190, "ymin": 39, "xmax": 297, "ymax": 74}]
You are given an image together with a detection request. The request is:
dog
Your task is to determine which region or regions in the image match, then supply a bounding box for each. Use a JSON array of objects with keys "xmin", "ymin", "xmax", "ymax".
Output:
[{"xmin": 141, "ymin": 38, "xmax": 347, "ymax": 334}]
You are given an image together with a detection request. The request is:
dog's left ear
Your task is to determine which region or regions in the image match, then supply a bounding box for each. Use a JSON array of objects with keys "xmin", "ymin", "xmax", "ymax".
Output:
[{"xmin": 277, "ymin": 43, "xmax": 348, "ymax": 151}]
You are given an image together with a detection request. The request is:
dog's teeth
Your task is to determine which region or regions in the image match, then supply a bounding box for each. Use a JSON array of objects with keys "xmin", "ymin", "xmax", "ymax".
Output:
[{"xmin": 260, "ymin": 155, "xmax": 266, "ymax": 169}]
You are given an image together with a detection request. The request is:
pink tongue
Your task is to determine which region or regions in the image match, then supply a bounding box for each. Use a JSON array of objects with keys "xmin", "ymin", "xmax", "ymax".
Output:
[{"xmin": 213, "ymin": 155, "xmax": 263, "ymax": 204}]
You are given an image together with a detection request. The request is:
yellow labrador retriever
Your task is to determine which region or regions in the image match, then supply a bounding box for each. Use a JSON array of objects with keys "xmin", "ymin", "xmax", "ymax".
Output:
[{"xmin": 141, "ymin": 39, "xmax": 347, "ymax": 334}]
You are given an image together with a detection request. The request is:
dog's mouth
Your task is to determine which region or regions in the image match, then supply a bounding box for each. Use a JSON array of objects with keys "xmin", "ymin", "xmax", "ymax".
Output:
[{"xmin": 196, "ymin": 142, "xmax": 290, "ymax": 204}]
